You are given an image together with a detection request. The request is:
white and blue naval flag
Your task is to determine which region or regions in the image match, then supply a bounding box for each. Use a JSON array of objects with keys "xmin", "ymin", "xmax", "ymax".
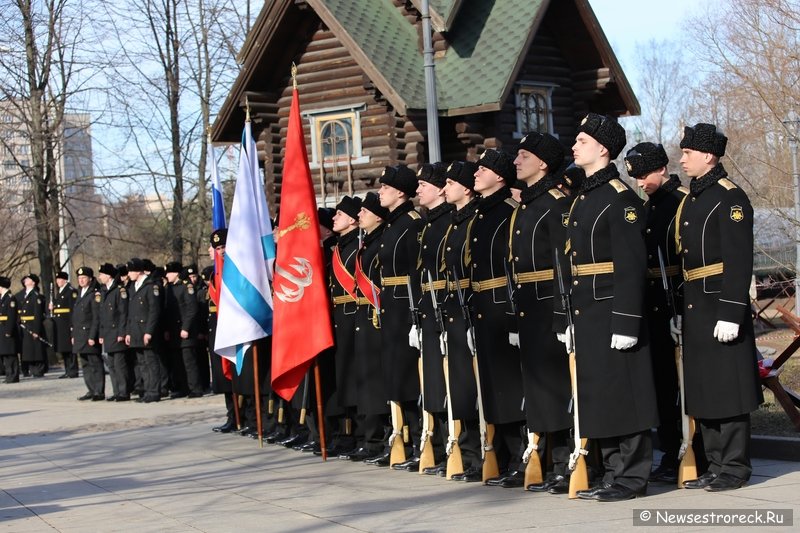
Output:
[{"xmin": 214, "ymin": 120, "xmax": 276, "ymax": 374}]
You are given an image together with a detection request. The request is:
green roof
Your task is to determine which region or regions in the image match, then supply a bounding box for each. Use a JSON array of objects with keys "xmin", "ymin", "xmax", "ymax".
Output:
[{"xmin": 321, "ymin": 0, "xmax": 541, "ymax": 114}]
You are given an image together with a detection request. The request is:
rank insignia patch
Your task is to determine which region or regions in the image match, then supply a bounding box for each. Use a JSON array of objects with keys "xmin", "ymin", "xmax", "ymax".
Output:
[
  {"xmin": 730, "ymin": 205, "xmax": 744, "ymax": 222},
  {"xmin": 561, "ymin": 213, "xmax": 570, "ymax": 227},
  {"xmin": 9, "ymin": 300, "xmax": 15, "ymax": 307},
  {"xmin": 187, "ymin": 285, "xmax": 194, "ymax": 295},
  {"xmin": 95, "ymin": 293, "xmax": 101, "ymax": 303},
  {"xmin": 624, "ymin": 206, "xmax": 638, "ymax": 223},
  {"xmin": 120, "ymin": 288, "xmax": 127, "ymax": 299},
  {"xmin": 153, "ymin": 286, "xmax": 160, "ymax": 296}
]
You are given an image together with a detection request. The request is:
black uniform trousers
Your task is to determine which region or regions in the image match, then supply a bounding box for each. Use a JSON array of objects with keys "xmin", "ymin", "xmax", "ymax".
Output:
[
  {"xmin": 134, "ymin": 348, "xmax": 161, "ymax": 400},
  {"xmin": 699, "ymin": 413, "xmax": 751, "ymax": 481},
  {"xmin": 60, "ymin": 351, "xmax": 79, "ymax": 377},
  {"xmin": 107, "ymin": 350, "xmax": 133, "ymax": 398},
  {"xmin": 79, "ymin": 353, "xmax": 105, "ymax": 397},
  {"xmin": 598, "ymin": 430, "xmax": 653, "ymax": 492},
  {"xmin": 2, "ymin": 355, "xmax": 19, "ymax": 383}
]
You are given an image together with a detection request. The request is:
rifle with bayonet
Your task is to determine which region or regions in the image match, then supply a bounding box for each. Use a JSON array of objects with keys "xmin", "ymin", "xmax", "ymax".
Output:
[
  {"xmin": 658, "ymin": 246, "xmax": 697, "ymax": 487},
  {"xmin": 452, "ymin": 267, "xmax": 499, "ymax": 483},
  {"xmin": 382, "ymin": 279, "xmax": 406, "ymax": 466},
  {"xmin": 555, "ymin": 251, "xmax": 589, "ymax": 499},
  {"xmin": 505, "ymin": 264, "xmax": 544, "ymax": 487},
  {"xmin": 414, "ymin": 274, "xmax": 436, "ymax": 473}
]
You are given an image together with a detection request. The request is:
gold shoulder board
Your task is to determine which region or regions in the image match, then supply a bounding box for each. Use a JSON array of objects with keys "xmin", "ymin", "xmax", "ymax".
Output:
[
  {"xmin": 408, "ymin": 211, "xmax": 421, "ymax": 220},
  {"xmin": 718, "ymin": 178, "xmax": 737, "ymax": 190},
  {"xmin": 609, "ymin": 179, "xmax": 628, "ymax": 193},
  {"xmin": 548, "ymin": 188, "xmax": 566, "ymax": 200},
  {"xmin": 678, "ymin": 186, "xmax": 690, "ymax": 195},
  {"xmin": 504, "ymin": 197, "xmax": 519, "ymax": 208}
]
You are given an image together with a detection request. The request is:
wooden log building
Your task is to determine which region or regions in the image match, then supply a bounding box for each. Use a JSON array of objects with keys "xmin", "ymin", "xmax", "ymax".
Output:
[{"xmin": 211, "ymin": 0, "xmax": 639, "ymax": 208}]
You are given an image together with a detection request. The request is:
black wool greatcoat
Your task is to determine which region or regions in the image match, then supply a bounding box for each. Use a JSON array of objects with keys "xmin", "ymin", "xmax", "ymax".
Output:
[
  {"xmin": 417, "ymin": 201, "xmax": 453, "ymax": 414},
  {"xmin": 377, "ymin": 201, "xmax": 424, "ymax": 402},
  {"xmin": 441, "ymin": 200, "xmax": 479, "ymax": 420},
  {"xmin": 205, "ymin": 281, "xmax": 230, "ymax": 394},
  {"xmin": 72, "ymin": 282, "xmax": 101, "ymax": 355},
  {"xmin": 565, "ymin": 164, "xmax": 658, "ymax": 438},
  {"xmin": 678, "ymin": 164, "xmax": 762, "ymax": 419},
  {"xmin": 164, "ymin": 280, "xmax": 199, "ymax": 349},
  {"xmin": 98, "ymin": 281, "xmax": 129, "ymax": 354},
  {"xmin": 331, "ymin": 229, "xmax": 360, "ymax": 409},
  {"xmin": 466, "ymin": 187, "xmax": 525, "ymax": 425},
  {"xmin": 642, "ymin": 175, "xmax": 687, "ymax": 424},
  {"xmin": 510, "ymin": 176, "xmax": 573, "ymax": 433},
  {"xmin": 0, "ymin": 291, "xmax": 19, "ymax": 355},
  {"xmin": 18, "ymin": 289, "xmax": 46, "ymax": 363},
  {"xmin": 52, "ymin": 284, "xmax": 77, "ymax": 353},
  {"xmin": 353, "ymin": 225, "xmax": 389, "ymax": 415},
  {"xmin": 126, "ymin": 276, "xmax": 161, "ymax": 350}
]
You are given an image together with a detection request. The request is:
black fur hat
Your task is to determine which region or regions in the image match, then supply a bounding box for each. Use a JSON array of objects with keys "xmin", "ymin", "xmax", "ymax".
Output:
[
  {"xmin": 624, "ymin": 142, "xmax": 669, "ymax": 178},
  {"xmin": 416, "ymin": 162, "xmax": 448, "ymax": 189},
  {"xmin": 445, "ymin": 161, "xmax": 479, "ymax": 191},
  {"xmin": 518, "ymin": 132, "xmax": 565, "ymax": 172},
  {"xmin": 680, "ymin": 123, "xmax": 727, "ymax": 157},
  {"xmin": 335, "ymin": 195, "xmax": 362, "ymax": 221},
  {"xmin": 379, "ymin": 165, "xmax": 418, "ymax": 198},
  {"xmin": 361, "ymin": 191, "xmax": 389, "ymax": 219},
  {"xmin": 577, "ymin": 113, "xmax": 627, "ymax": 159},
  {"xmin": 478, "ymin": 149, "xmax": 516, "ymax": 185}
]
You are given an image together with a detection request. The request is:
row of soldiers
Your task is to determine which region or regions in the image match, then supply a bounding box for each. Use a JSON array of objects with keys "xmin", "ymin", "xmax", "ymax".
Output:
[
  {"xmin": 212, "ymin": 116, "xmax": 761, "ymax": 502},
  {"xmin": 0, "ymin": 259, "xmax": 220, "ymax": 405}
]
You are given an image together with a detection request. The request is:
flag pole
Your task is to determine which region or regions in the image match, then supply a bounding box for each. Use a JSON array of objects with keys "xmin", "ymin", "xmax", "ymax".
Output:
[
  {"xmin": 253, "ymin": 343, "xmax": 264, "ymax": 448},
  {"xmin": 313, "ymin": 359, "xmax": 327, "ymax": 461}
]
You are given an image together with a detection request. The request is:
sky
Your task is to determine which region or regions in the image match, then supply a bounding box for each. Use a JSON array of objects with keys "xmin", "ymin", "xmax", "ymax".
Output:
[{"xmin": 587, "ymin": 0, "xmax": 701, "ymax": 90}]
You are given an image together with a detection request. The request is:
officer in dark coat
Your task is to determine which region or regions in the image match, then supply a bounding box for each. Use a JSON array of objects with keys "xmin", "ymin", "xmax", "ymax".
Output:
[
  {"xmin": 206, "ymin": 230, "xmax": 236, "ymax": 433},
  {"xmin": 467, "ymin": 149, "xmax": 526, "ymax": 487},
  {"xmin": 125, "ymin": 258, "xmax": 162, "ymax": 403},
  {"xmin": 329, "ymin": 196, "xmax": 362, "ymax": 455},
  {"xmin": 509, "ymin": 133, "xmax": 574, "ymax": 495},
  {"xmin": 52, "ymin": 271, "xmax": 78, "ymax": 377},
  {"xmin": 97, "ymin": 263, "xmax": 131, "ymax": 401},
  {"xmin": 73, "ymin": 267, "xmax": 104, "ymax": 400},
  {"xmin": 0, "ymin": 277, "xmax": 20, "ymax": 382},
  {"xmin": 164, "ymin": 261, "xmax": 202, "ymax": 398},
  {"xmin": 676, "ymin": 123, "xmax": 762, "ymax": 492},
  {"xmin": 441, "ymin": 161, "xmax": 482, "ymax": 482},
  {"xmin": 18, "ymin": 274, "xmax": 46, "ymax": 377},
  {"xmin": 566, "ymin": 113, "xmax": 658, "ymax": 502},
  {"xmin": 624, "ymin": 142, "xmax": 688, "ymax": 483},
  {"xmin": 349, "ymin": 192, "xmax": 391, "ymax": 463},
  {"xmin": 413, "ymin": 162, "xmax": 453, "ymax": 475},
  {"xmin": 186, "ymin": 264, "xmax": 210, "ymax": 391},
  {"xmin": 377, "ymin": 165, "xmax": 425, "ymax": 467}
]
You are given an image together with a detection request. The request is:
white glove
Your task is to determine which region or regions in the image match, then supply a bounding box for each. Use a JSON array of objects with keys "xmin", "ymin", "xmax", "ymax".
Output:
[
  {"xmin": 439, "ymin": 332, "xmax": 448, "ymax": 355},
  {"xmin": 610, "ymin": 334, "xmax": 637, "ymax": 350},
  {"xmin": 714, "ymin": 320, "xmax": 739, "ymax": 343},
  {"xmin": 467, "ymin": 326, "xmax": 476, "ymax": 354},
  {"xmin": 670, "ymin": 315, "xmax": 682, "ymax": 344},
  {"xmin": 557, "ymin": 325, "xmax": 574, "ymax": 354},
  {"xmin": 408, "ymin": 325, "xmax": 421, "ymax": 349},
  {"xmin": 508, "ymin": 332, "xmax": 520, "ymax": 347}
]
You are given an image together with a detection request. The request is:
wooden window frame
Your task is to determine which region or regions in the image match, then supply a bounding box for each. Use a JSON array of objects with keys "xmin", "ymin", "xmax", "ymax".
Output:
[
  {"xmin": 514, "ymin": 83, "xmax": 556, "ymax": 139},
  {"xmin": 303, "ymin": 104, "xmax": 369, "ymax": 170}
]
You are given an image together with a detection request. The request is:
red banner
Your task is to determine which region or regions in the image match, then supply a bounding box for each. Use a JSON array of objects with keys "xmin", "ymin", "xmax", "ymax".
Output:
[{"xmin": 271, "ymin": 86, "xmax": 334, "ymax": 400}]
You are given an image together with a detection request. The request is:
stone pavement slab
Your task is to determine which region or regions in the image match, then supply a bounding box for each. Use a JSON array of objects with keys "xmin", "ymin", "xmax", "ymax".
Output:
[{"xmin": 2, "ymin": 372, "xmax": 800, "ymax": 532}]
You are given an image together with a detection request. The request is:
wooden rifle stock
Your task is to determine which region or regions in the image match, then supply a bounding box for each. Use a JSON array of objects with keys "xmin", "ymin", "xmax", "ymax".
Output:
[
  {"xmin": 418, "ymin": 359, "xmax": 436, "ymax": 473},
  {"xmin": 523, "ymin": 431, "xmax": 543, "ymax": 487},
  {"xmin": 676, "ymin": 344, "xmax": 698, "ymax": 487},
  {"xmin": 567, "ymin": 352, "xmax": 589, "ymax": 499},
  {"xmin": 443, "ymin": 356, "xmax": 464, "ymax": 479},
  {"xmin": 389, "ymin": 401, "xmax": 407, "ymax": 466},
  {"xmin": 472, "ymin": 354, "xmax": 499, "ymax": 482}
]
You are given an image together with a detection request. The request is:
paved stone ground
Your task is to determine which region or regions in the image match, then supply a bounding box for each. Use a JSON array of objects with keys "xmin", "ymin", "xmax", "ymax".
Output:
[{"xmin": 2, "ymin": 371, "xmax": 800, "ymax": 532}]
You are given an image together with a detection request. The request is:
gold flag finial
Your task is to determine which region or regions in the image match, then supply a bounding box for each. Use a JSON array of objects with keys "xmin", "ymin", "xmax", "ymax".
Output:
[
  {"xmin": 291, "ymin": 63, "xmax": 298, "ymax": 90},
  {"xmin": 245, "ymin": 95, "xmax": 251, "ymax": 122}
]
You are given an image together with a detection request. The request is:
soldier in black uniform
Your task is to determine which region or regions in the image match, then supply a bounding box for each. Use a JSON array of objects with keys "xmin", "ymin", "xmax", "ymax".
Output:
[
  {"xmin": 623, "ymin": 142, "xmax": 688, "ymax": 484},
  {"xmin": 508, "ymin": 133, "xmax": 574, "ymax": 494},
  {"xmin": 376, "ymin": 165, "xmax": 425, "ymax": 469},
  {"xmin": 186, "ymin": 264, "xmax": 210, "ymax": 393},
  {"xmin": 18, "ymin": 274, "xmax": 47, "ymax": 378},
  {"xmin": 0, "ymin": 277, "xmax": 20, "ymax": 383},
  {"xmin": 164, "ymin": 262, "xmax": 202, "ymax": 398},
  {"xmin": 329, "ymin": 196, "xmax": 362, "ymax": 456},
  {"xmin": 466, "ymin": 149, "xmax": 526, "ymax": 487},
  {"xmin": 441, "ymin": 161, "xmax": 482, "ymax": 482},
  {"xmin": 73, "ymin": 267, "xmax": 104, "ymax": 400},
  {"xmin": 125, "ymin": 258, "xmax": 162, "ymax": 403},
  {"xmin": 348, "ymin": 192, "xmax": 391, "ymax": 463},
  {"xmin": 97, "ymin": 263, "xmax": 131, "ymax": 402},
  {"xmin": 413, "ymin": 162, "xmax": 453, "ymax": 475},
  {"xmin": 52, "ymin": 271, "xmax": 78, "ymax": 378},
  {"xmin": 676, "ymin": 123, "xmax": 762, "ymax": 492},
  {"xmin": 565, "ymin": 113, "xmax": 658, "ymax": 502}
]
